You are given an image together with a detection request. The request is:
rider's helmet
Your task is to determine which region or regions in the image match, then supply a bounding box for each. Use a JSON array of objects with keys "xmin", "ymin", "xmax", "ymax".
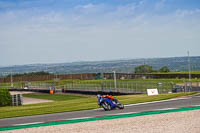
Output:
[{"xmin": 97, "ymin": 94, "xmax": 101, "ymax": 98}]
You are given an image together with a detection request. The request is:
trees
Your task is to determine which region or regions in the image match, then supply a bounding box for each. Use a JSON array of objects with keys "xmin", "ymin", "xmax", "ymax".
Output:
[
  {"xmin": 0, "ymin": 88, "xmax": 11, "ymax": 107},
  {"xmin": 134, "ymin": 65, "xmax": 170, "ymax": 73},
  {"xmin": 7, "ymin": 71, "xmax": 52, "ymax": 78},
  {"xmin": 159, "ymin": 66, "xmax": 170, "ymax": 73},
  {"xmin": 134, "ymin": 65, "xmax": 154, "ymax": 74}
]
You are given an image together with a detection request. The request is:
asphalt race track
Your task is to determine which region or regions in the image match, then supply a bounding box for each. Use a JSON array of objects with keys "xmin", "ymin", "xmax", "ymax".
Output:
[{"xmin": 1, "ymin": 94, "xmax": 200, "ymax": 128}]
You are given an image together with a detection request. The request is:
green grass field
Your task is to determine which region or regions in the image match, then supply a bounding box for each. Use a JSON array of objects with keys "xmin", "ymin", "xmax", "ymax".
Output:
[
  {"xmin": 0, "ymin": 92, "xmax": 197, "ymax": 119},
  {"xmin": 22, "ymin": 94, "xmax": 87, "ymax": 101}
]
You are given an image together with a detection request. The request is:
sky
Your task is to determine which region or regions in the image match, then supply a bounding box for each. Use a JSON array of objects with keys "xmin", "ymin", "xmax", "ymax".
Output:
[{"xmin": 0, "ymin": 0, "xmax": 200, "ymax": 66}]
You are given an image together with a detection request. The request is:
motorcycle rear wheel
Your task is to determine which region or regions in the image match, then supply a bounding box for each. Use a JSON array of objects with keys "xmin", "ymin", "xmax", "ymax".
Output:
[{"xmin": 117, "ymin": 103, "xmax": 124, "ymax": 109}]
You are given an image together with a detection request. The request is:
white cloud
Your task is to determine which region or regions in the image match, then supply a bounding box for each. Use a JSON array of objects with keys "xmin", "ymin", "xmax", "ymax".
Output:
[
  {"xmin": 75, "ymin": 3, "xmax": 95, "ymax": 9},
  {"xmin": 154, "ymin": 0, "xmax": 166, "ymax": 10},
  {"xmin": 176, "ymin": 9, "xmax": 200, "ymax": 17}
]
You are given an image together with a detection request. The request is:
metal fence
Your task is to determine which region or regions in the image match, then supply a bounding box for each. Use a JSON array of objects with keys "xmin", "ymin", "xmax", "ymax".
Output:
[
  {"xmin": 5, "ymin": 81, "xmax": 172, "ymax": 94},
  {"xmin": 63, "ymin": 81, "xmax": 173, "ymax": 94},
  {"xmin": 184, "ymin": 82, "xmax": 200, "ymax": 92},
  {"xmin": 19, "ymin": 81, "xmax": 200, "ymax": 94},
  {"xmin": 5, "ymin": 80, "xmax": 197, "ymax": 94}
]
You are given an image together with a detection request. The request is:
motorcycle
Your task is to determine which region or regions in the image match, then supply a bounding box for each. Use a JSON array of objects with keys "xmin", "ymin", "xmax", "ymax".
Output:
[{"xmin": 97, "ymin": 94, "xmax": 124, "ymax": 111}]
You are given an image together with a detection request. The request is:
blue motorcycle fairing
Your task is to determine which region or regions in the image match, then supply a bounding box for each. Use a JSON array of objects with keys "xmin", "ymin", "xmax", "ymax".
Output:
[
  {"xmin": 105, "ymin": 98, "xmax": 116, "ymax": 109},
  {"xmin": 98, "ymin": 97, "xmax": 116, "ymax": 109}
]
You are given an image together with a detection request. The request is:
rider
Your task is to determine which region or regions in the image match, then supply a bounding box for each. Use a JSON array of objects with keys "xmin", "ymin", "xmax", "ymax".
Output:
[
  {"xmin": 105, "ymin": 95, "xmax": 114, "ymax": 100},
  {"xmin": 105, "ymin": 94, "xmax": 119, "ymax": 103},
  {"xmin": 97, "ymin": 94, "xmax": 117, "ymax": 109}
]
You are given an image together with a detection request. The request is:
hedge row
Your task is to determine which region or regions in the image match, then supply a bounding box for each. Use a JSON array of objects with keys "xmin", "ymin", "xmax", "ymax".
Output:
[{"xmin": 0, "ymin": 88, "xmax": 11, "ymax": 107}]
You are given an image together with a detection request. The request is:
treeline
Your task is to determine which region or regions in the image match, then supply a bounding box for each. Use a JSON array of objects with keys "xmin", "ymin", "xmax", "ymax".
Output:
[
  {"xmin": 5, "ymin": 66, "xmax": 170, "ymax": 78},
  {"xmin": 0, "ymin": 88, "xmax": 11, "ymax": 107},
  {"xmin": 6, "ymin": 71, "xmax": 53, "ymax": 78},
  {"xmin": 134, "ymin": 65, "xmax": 170, "ymax": 74}
]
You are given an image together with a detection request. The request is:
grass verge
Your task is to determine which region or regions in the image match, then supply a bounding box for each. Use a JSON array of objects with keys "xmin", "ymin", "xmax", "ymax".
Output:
[
  {"xmin": 22, "ymin": 94, "xmax": 87, "ymax": 101},
  {"xmin": 0, "ymin": 92, "xmax": 197, "ymax": 119},
  {"xmin": 116, "ymin": 92, "xmax": 197, "ymax": 105}
]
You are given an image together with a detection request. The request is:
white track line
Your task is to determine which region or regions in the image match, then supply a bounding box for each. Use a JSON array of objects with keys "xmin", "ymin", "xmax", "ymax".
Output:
[
  {"xmin": 106, "ymin": 112, "xmax": 138, "ymax": 116},
  {"xmin": 14, "ymin": 122, "xmax": 43, "ymax": 126},
  {"xmin": 91, "ymin": 108, "xmax": 101, "ymax": 111},
  {"xmin": 153, "ymin": 108, "xmax": 177, "ymax": 111},
  {"xmin": 60, "ymin": 117, "xmax": 92, "ymax": 121},
  {"xmin": 125, "ymin": 97, "xmax": 190, "ymax": 107}
]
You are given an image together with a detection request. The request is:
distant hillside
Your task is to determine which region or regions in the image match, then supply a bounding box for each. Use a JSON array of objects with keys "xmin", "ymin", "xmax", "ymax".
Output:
[{"xmin": 0, "ymin": 56, "xmax": 200, "ymax": 76}]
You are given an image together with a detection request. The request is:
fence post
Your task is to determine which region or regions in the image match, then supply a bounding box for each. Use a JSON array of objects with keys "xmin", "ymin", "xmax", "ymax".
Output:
[{"xmin": 136, "ymin": 82, "xmax": 137, "ymax": 93}]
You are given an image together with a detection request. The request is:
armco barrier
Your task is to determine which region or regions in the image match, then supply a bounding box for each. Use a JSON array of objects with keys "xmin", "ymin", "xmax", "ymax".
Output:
[
  {"xmin": 62, "ymin": 89, "xmax": 137, "ymax": 95},
  {"xmin": 9, "ymin": 88, "xmax": 62, "ymax": 93}
]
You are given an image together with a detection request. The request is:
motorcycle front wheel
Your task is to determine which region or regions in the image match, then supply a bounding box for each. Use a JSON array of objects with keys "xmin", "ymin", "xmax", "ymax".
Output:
[{"xmin": 102, "ymin": 102, "xmax": 111, "ymax": 111}]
